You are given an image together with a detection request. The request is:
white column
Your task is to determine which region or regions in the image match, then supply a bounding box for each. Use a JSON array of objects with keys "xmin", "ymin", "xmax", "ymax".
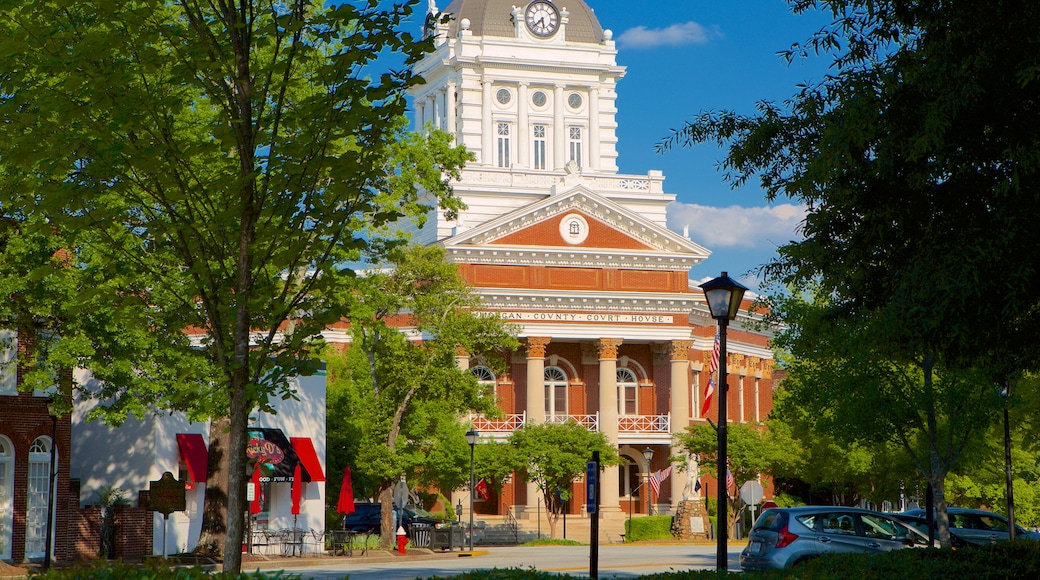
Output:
[
  {"xmin": 669, "ymin": 340, "xmax": 693, "ymax": 507},
  {"xmin": 430, "ymin": 95, "xmax": 441, "ymax": 131},
  {"xmin": 482, "ymin": 81, "xmax": 493, "ymax": 165},
  {"xmin": 589, "ymin": 86, "xmax": 600, "ymax": 171},
  {"xmin": 518, "ymin": 82, "xmax": 530, "ymax": 168},
  {"xmin": 525, "ymin": 337, "xmax": 550, "ymax": 515},
  {"xmin": 416, "ymin": 99, "xmax": 427, "ymax": 131},
  {"xmin": 598, "ymin": 338, "xmax": 622, "ymax": 512},
  {"xmin": 553, "ymin": 84, "xmax": 566, "ymax": 169},
  {"xmin": 446, "ymin": 81, "xmax": 457, "ymax": 139}
]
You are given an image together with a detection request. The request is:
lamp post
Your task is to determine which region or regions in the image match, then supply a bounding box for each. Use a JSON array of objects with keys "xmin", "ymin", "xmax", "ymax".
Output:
[
  {"xmin": 457, "ymin": 499, "xmax": 463, "ymax": 524},
  {"xmin": 1000, "ymin": 384, "xmax": 1015, "ymax": 540},
  {"xmin": 699, "ymin": 271, "xmax": 748, "ymax": 574},
  {"xmin": 44, "ymin": 400, "xmax": 58, "ymax": 571},
  {"xmin": 465, "ymin": 428, "xmax": 479, "ymax": 552},
  {"xmin": 642, "ymin": 447, "xmax": 654, "ymax": 516}
]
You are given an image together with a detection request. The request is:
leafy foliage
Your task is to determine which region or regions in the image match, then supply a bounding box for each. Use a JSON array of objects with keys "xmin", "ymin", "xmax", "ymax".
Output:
[
  {"xmin": 505, "ymin": 421, "xmax": 619, "ymax": 539},
  {"xmin": 0, "ymin": 0, "xmax": 466, "ymax": 570},
  {"xmin": 327, "ymin": 244, "xmax": 518, "ymax": 546}
]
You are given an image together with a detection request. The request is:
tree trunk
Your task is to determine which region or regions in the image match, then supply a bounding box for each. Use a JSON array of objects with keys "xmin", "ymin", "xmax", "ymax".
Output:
[
  {"xmin": 921, "ymin": 357, "xmax": 953, "ymax": 548},
  {"xmin": 221, "ymin": 375, "xmax": 252, "ymax": 572},
  {"xmin": 379, "ymin": 486, "xmax": 395, "ymax": 549},
  {"xmin": 196, "ymin": 417, "xmax": 230, "ymax": 556}
]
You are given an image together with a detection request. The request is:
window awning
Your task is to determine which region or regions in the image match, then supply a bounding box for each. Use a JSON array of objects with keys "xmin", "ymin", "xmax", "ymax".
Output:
[
  {"xmin": 176, "ymin": 433, "xmax": 208, "ymax": 483},
  {"xmin": 290, "ymin": 437, "xmax": 326, "ymax": 483}
]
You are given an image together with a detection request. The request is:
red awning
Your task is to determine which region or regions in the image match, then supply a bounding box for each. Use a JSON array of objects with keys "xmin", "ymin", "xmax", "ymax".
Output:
[
  {"xmin": 176, "ymin": 433, "xmax": 208, "ymax": 483},
  {"xmin": 289, "ymin": 437, "xmax": 326, "ymax": 482}
]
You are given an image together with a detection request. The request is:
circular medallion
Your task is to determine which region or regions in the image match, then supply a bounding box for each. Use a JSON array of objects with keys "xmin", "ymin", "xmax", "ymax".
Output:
[
  {"xmin": 496, "ymin": 88, "xmax": 511, "ymax": 104},
  {"xmin": 568, "ymin": 93, "xmax": 583, "ymax": 109},
  {"xmin": 532, "ymin": 91, "xmax": 547, "ymax": 106},
  {"xmin": 559, "ymin": 213, "xmax": 590, "ymax": 245}
]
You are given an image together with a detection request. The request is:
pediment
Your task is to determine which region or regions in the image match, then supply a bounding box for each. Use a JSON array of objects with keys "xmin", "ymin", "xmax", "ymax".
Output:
[{"xmin": 442, "ymin": 186, "xmax": 710, "ymax": 270}]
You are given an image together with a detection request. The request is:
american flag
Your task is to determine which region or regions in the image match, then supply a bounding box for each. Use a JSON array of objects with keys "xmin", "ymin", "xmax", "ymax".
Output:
[
  {"xmin": 700, "ymin": 328, "xmax": 721, "ymax": 417},
  {"xmin": 648, "ymin": 466, "xmax": 672, "ymax": 497},
  {"xmin": 726, "ymin": 469, "xmax": 735, "ymax": 495}
]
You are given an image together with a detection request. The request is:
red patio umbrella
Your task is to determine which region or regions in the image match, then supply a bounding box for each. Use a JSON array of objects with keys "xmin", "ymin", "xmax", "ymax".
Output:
[
  {"xmin": 250, "ymin": 466, "xmax": 263, "ymax": 514},
  {"xmin": 337, "ymin": 466, "xmax": 356, "ymax": 516},
  {"xmin": 291, "ymin": 464, "xmax": 303, "ymax": 515}
]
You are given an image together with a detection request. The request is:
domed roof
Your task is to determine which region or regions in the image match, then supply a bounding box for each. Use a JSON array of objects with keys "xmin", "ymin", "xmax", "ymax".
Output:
[{"xmin": 440, "ymin": 0, "xmax": 605, "ymax": 44}]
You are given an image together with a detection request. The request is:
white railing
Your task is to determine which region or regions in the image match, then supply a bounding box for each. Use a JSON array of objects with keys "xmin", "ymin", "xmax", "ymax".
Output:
[
  {"xmin": 470, "ymin": 412, "xmax": 526, "ymax": 432},
  {"xmin": 471, "ymin": 412, "xmax": 669, "ymax": 434},
  {"xmin": 618, "ymin": 414, "xmax": 670, "ymax": 433},
  {"xmin": 546, "ymin": 413, "xmax": 600, "ymax": 431}
]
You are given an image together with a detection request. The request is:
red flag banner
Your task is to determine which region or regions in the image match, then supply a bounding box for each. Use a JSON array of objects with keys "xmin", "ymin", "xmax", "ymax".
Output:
[
  {"xmin": 475, "ymin": 478, "xmax": 490, "ymax": 500},
  {"xmin": 700, "ymin": 328, "xmax": 721, "ymax": 417}
]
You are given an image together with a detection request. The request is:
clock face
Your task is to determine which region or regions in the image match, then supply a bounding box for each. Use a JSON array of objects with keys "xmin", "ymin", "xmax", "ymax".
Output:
[{"xmin": 525, "ymin": 1, "xmax": 559, "ymax": 37}]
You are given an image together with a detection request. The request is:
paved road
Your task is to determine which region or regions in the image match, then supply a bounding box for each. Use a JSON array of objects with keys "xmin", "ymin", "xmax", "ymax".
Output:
[{"xmin": 262, "ymin": 544, "xmax": 745, "ymax": 579}]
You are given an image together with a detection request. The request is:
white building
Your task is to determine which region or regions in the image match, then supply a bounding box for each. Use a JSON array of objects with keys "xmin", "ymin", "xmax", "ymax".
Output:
[{"xmin": 71, "ymin": 371, "xmax": 327, "ymax": 556}]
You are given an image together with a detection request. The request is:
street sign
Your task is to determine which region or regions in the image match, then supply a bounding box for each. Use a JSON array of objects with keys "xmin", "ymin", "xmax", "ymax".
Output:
[
  {"xmin": 585, "ymin": 461, "xmax": 597, "ymax": 514},
  {"xmin": 740, "ymin": 480, "xmax": 764, "ymax": 505}
]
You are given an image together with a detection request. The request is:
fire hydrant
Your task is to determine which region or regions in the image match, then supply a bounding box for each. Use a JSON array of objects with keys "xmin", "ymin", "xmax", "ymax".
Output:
[{"xmin": 396, "ymin": 525, "xmax": 408, "ymax": 554}]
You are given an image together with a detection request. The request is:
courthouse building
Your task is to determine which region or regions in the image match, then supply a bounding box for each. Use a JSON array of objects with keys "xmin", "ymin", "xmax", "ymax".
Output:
[{"xmin": 402, "ymin": 0, "xmax": 777, "ymax": 535}]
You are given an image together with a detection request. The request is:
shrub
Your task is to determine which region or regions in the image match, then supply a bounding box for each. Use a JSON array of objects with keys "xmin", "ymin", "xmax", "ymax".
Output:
[
  {"xmin": 624, "ymin": 515, "xmax": 674, "ymax": 541},
  {"xmin": 29, "ymin": 560, "xmax": 300, "ymax": 579}
]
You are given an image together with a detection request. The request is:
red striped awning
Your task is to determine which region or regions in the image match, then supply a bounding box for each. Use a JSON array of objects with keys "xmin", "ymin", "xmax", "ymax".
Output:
[
  {"xmin": 289, "ymin": 437, "xmax": 325, "ymax": 482},
  {"xmin": 176, "ymin": 433, "xmax": 208, "ymax": 483}
]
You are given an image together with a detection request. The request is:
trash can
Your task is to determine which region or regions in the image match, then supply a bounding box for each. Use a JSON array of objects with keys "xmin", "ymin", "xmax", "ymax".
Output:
[
  {"xmin": 431, "ymin": 525, "xmax": 463, "ymax": 551},
  {"xmin": 409, "ymin": 523, "xmax": 432, "ymax": 549}
]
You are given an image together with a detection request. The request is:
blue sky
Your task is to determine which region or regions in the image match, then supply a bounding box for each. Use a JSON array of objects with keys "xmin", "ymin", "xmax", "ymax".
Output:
[
  {"xmin": 410, "ymin": 1, "xmax": 835, "ymax": 290},
  {"xmin": 590, "ymin": 0, "xmax": 834, "ymax": 290}
]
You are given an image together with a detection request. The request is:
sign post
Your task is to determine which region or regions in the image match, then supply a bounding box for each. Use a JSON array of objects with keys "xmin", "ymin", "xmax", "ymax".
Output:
[
  {"xmin": 739, "ymin": 480, "xmax": 764, "ymax": 539},
  {"xmin": 588, "ymin": 451, "xmax": 599, "ymax": 580},
  {"xmin": 149, "ymin": 472, "xmax": 186, "ymax": 558}
]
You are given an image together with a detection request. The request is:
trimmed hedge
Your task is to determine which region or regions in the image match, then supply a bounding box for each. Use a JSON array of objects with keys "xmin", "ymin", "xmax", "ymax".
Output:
[
  {"xmin": 624, "ymin": 515, "xmax": 674, "ymax": 541},
  {"xmin": 29, "ymin": 560, "xmax": 299, "ymax": 580}
]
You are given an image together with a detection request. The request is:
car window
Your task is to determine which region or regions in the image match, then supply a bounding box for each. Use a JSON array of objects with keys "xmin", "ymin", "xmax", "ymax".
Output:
[
  {"xmin": 861, "ymin": 514, "xmax": 907, "ymax": 541},
  {"xmin": 821, "ymin": 513, "xmax": 857, "ymax": 535},
  {"xmin": 950, "ymin": 514, "xmax": 975, "ymax": 529},
  {"xmin": 977, "ymin": 515, "xmax": 1008, "ymax": 531},
  {"xmin": 794, "ymin": 514, "xmax": 816, "ymax": 530},
  {"xmin": 754, "ymin": 510, "xmax": 785, "ymax": 530}
]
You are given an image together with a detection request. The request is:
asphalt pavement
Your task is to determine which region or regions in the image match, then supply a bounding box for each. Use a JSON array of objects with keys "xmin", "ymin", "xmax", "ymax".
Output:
[{"xmin": 246, "ymin": 542, "xmax": 746, "ymax": 579}]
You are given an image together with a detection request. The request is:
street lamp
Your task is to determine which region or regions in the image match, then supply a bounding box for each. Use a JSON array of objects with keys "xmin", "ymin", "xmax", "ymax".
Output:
[
  {"xmin": 699, "ymin": 271, "xmax": 747, "ymax": 574},
  {"xmin": 1000, "ymin": 384, "xmax": 1015, "ymax": 540},
  {"xmin": 642, "ymin": 447, "xmax": 654, "ymax": 516},
  {"xmin": 44, "ymin": 399, "xmax": 59, "ymax": 572},
  {"xmin": 465, "ymin": 428, "xmax": 479, "ymax": 552}
]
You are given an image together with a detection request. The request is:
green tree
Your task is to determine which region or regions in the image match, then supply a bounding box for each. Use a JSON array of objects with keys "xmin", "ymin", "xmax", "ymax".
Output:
[
  {"xmin": 765, "ymin": 289, "xmax": 999, "ymax": 546},
  {"xmin": 658, "ymin": 0, "xmax": 1040, "ymax": 546},
  {"xmin": 506, "ymin": 421, "xmax": 620, "ymax": 539},
  {"xmin": 676, "ymin": 421, "xmax": 798, "ymax": 537},
  {"xmin": 331, "ymin": 244, "xmax": 518, "ymax": 548},
  {"xmin": 0, "ymin": 0, "xmax": 463, "ymax": 571}
]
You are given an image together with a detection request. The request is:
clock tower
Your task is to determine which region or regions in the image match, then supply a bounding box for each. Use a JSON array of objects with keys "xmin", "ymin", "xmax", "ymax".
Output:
[{"xmin": 407, "ymin": 1, "xmax": 774, "ymax": 545}]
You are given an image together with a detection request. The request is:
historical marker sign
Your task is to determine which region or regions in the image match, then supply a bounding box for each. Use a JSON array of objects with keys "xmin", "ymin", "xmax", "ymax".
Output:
[{"xmin": 149, "ymin": 471, "xmax": 186, "ymax": 516}]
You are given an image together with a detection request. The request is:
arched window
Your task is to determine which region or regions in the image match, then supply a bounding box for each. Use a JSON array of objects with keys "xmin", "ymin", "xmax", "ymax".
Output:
[
  {"xmin": 0, "ymin": 436, "xmax": 13, "ymax": 559},
  {"xmin": 26, "ymin": 436, "xmax": 53, "ymax": 558},
  {"xmin": 544, "ymin": 366, "xmax": 568, "ymax": 419},
  {"xmin": 617, "ymin": 368, "xmax": 638, "ymax": 415},
  {"xmin": 470, "ymin": 366, "xmax": 496, "ymax": 383},
  {"xmin": 470, "ymin": 366, "xmax": 496, "ymax": 395}
]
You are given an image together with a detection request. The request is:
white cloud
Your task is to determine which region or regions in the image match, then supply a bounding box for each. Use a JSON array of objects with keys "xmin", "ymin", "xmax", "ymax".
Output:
[
  {"xmin": 617, "ymin": 22, "xmax": 723, "ymax": 49},
  {"xmin": 668, "ymin": 202, "xmax": 806, "ymax": 249}
]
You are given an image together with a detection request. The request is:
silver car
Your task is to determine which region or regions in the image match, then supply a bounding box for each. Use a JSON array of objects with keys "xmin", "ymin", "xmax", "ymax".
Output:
[
  {"xmin": 898, "ymin": 507, "xmax": 1040, "ymax": 546},
  {"xmin": 740, "ymin": 506, "xmax": 932, "ymax": 571}
]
